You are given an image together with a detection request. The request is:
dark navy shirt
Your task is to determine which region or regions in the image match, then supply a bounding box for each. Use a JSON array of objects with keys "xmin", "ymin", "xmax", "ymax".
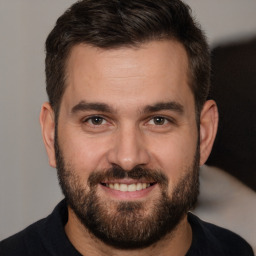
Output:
[{"xmin": 0, "ymin": 200, "xmax": 253, "ymax": 255}]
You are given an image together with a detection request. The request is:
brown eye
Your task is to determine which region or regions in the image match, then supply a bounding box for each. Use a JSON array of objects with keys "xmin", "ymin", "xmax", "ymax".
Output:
[
  {"xmin": 91, "ymin": 117, "xmax": 103, "ymax": 125},
  {"xmin": 85, "ymin": 116, "xmax": 106, "ymax": 125},
  {"xmin": 153, "ymin": 116, "xmax": 166, "ymax": 125}
]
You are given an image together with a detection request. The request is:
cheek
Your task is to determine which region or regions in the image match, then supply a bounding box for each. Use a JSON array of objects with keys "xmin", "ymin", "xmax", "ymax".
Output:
[
  {"xmin": 58, "ymin": 127, "xmax": 112, "ymax": 174},
  {"xmin": 148, "ymin": 132, "xmax": 198, "ymax": 184}
]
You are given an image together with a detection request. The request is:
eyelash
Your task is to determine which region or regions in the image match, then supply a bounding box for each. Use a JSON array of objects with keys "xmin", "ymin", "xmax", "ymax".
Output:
[
  {"xmin": 147, "ymin": 116, "xmax": 175, "ymax": 126},
  {"xmin": 82, "ymin": 116, "xmax": 108, "ymax": 126}
]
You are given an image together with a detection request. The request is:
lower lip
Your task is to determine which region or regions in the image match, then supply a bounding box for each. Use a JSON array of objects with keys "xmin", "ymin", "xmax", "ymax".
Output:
[{"xmin": 99, "ymin": 183, "xmax": 157, "ymax": 200}]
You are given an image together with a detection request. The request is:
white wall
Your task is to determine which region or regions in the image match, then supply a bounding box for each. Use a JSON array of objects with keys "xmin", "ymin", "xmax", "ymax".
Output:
[
  {"xmin": 0, "ymin": 0, "xmax": 74, "ymax": 240},
  {"xmin": 185, "ymin": 0, "xmax": 256, "ymax": 47},
  {"xmin": 1, "ymin": 0, "xmax": 256, "ymax": 240}
]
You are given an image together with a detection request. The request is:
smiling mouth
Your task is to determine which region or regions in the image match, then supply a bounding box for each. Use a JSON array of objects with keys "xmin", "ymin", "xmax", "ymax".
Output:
[{"xmin": 101, "ymin": 182, "xmax": 156, "ymax": 192}]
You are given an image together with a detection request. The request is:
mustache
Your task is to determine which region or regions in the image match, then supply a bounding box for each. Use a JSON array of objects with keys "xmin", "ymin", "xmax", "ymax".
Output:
[{"xmin": 88, "ymin": 165, "xmax": 168, "ymax": 187}]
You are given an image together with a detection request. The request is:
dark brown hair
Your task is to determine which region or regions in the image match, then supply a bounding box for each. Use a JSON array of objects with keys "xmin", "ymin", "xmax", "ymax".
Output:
[{"xmin": 45, "ymin": 0, "xmax": 210, "ymax": 119}]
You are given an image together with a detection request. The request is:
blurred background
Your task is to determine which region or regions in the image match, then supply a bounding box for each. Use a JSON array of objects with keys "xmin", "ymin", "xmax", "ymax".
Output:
[{"xmin": 0, "ymin": 0, "xmax": 256, "ymax": 246}]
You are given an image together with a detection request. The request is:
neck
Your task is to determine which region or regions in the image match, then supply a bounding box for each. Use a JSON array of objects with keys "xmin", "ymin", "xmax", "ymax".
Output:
[{"xmin": 65, "ymin": 207, "xmax": 192, "ymax": 256}]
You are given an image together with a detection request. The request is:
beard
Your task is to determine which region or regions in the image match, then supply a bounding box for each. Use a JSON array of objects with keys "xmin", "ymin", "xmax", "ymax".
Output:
[{"xmin": 55, "ymin": 136, "xmax": 200, "ymax": 249}]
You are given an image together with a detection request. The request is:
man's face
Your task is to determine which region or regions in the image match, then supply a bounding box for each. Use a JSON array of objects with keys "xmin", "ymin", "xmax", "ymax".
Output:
[{"xmin": 55, "ymin": 40, "xmax": 199, "ymax": 248}]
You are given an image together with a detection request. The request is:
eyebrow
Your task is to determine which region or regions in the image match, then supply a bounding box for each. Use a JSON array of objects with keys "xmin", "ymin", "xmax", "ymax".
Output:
[
  {"xmin": 71, "ymin": 100, "xmax": 184, "ymax": 115},
  {"xmin": 71, "ymin": 101, "xmax": 113, "ymax": 114},
  {"xmin": 143, "ymin": 101, "xmax": 184, "ymax": 114}
]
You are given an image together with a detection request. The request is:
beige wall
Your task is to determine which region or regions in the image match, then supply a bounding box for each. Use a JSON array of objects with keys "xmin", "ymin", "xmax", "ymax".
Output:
[{"xmin": 1, "ymin": 0, "xmax": 256, "ymax": 240}]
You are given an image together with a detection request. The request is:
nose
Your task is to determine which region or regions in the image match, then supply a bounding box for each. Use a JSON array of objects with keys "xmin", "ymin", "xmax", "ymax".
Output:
[{"xmin": 106, "ymin": 124, "xmax": 150, "ymax": 171}]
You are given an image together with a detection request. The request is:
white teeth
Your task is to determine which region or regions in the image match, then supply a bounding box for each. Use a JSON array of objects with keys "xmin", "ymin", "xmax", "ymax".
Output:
[
  {"xmin": 114, "ymin": 183, "xmax": 119, "ymax": 190},
  {"xmin": 105, "ymin": 182, "xmax": 151, "ymax": 192},
  {"xmin": 136, "ymin": 183, "xmax": 142, "ymax": 191},
  {"xmin": 120, "ymin": 184, "xmax": 128, "ymax": 192},
  {"xmin": 128, "ymin": 184, "xmax": 136, "ymax": 192}
]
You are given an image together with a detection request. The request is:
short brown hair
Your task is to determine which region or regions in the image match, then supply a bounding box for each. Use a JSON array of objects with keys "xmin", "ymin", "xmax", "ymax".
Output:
[{"xmin": 45, "ymin": 0, "xmax": 210, "ymax": 119}]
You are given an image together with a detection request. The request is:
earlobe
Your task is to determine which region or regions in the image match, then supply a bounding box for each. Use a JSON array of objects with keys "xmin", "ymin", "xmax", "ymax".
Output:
[
  {"xmin": 39, "ymin": 102, "xmax": 56, "ymax": 168},
  {"xmin": 199, "ymin": 100, "xmax": 218, "ymax": 166}
]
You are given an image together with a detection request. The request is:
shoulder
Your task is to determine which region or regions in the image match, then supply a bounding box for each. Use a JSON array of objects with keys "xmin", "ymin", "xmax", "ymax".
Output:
[
  {"xmin": 187, "ymin": 213, "xmax": 254, "ymax": 256},
  {"xmin": 0, "ymin": 200, "xmax": 69, "ymax": 256},
  {"xmin": 0, "ymin": 218, "xmax": 48, "ymax": 256}
]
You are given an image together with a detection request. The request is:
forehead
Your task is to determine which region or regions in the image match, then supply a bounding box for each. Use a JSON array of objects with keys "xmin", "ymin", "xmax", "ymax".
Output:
[
  {"xmin": 66, "ymin": 40, "xmax": 188, "ymax": 80},
  {"xmin": 62, "ymin": 40, "xmax": 193, "ymax": 113}
]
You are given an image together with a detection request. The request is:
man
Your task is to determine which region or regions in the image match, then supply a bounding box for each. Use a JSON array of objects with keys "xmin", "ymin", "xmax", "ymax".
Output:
[{"xmin": 0, "ymin": 0, "xmax": 253, "ymax": 255}]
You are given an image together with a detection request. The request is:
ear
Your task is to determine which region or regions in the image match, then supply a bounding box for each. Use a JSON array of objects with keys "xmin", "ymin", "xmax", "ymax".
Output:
[
  {"xmin": 39, "ymin": 102, "xmax": 56, "ymax": 168},
  {"xmin": 199, "ymin": 100, "xmax": 218, "ymax": 166}
]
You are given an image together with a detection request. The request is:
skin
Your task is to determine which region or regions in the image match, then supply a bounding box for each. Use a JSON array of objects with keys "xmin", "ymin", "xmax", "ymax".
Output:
[{"xmin": 40, "ymin": 40, "xmax": 218, "ymax": 256}]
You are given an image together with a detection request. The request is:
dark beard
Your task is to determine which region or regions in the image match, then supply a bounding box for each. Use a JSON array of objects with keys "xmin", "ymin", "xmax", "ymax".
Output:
[{"xmin": 55, "ymin": 136, "xmax": 200, "ymax": 249}]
